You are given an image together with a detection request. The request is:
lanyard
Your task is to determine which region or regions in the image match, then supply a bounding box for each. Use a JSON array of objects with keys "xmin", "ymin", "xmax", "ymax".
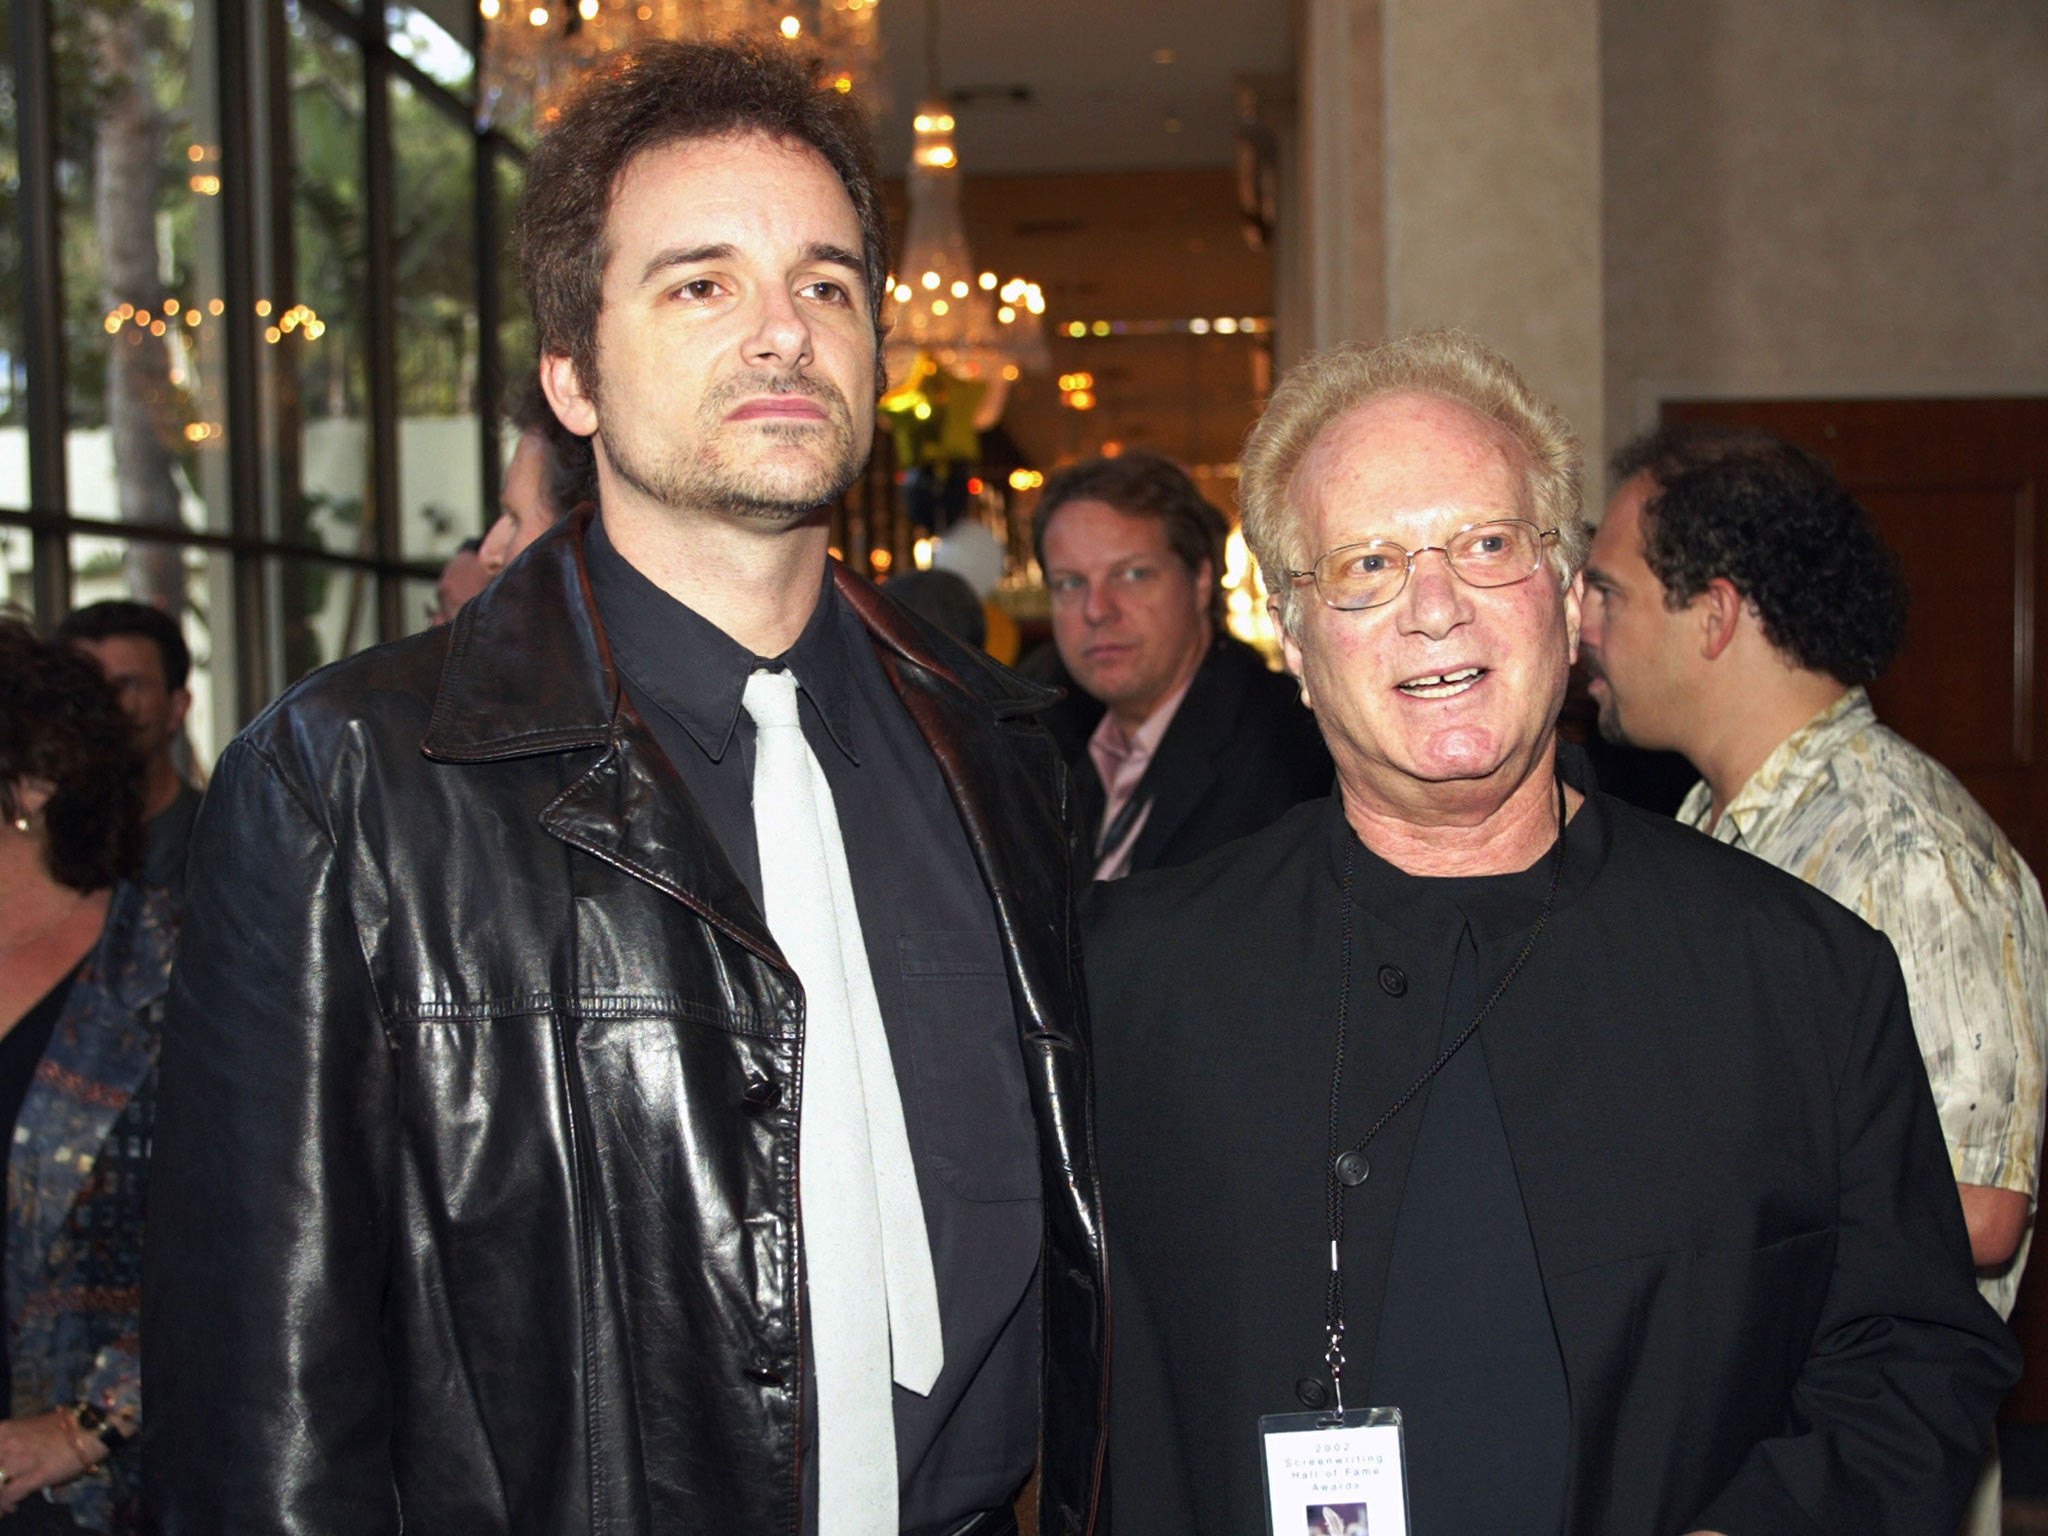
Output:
[{"xmin": 1318, "ymin": 774, "xmax": 1568, "ymax": 1417}]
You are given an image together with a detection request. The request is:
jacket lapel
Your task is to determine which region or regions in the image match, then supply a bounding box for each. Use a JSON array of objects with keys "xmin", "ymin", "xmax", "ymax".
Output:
[
  {"xmin": 1126, "ymin": 636, "xmax": 1247, "ymax": 871},
  {"xmin": 421, "ymin": 510, "xmax": 783, "ymax": 970},
  {"xmin": 838, "ymin": 567, "xmax": 1078, "ymax": 1046},
  {"xmin": 541, "ymin": 711, "xmax": 784, "ymax": 969}
]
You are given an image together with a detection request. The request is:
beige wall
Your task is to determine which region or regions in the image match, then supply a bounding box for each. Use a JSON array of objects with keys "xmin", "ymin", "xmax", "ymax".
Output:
[
  {"xmin": 1288, "ymin": 0, "xmax": 2047, "ymax": 517},
  {"xmin": 1384, "ymin": 0, "xmax": 1605, "ymax": 479},
  {"xmin": 1602, "ymin": 0, "xmax": 2048, "ymax": 491}
]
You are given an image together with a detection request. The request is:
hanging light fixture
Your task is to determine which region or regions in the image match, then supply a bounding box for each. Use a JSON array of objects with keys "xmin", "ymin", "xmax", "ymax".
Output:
[
  {"xmin": 882, "ymin": 1, "xmax": 1046, "ymax": 428},
  {"xmin": 477, "ymin": 0, "xmax": 886, "ymax": 137}
]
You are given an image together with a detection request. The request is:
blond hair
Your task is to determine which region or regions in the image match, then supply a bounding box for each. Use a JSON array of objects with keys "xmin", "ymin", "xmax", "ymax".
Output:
[{"xmin": 1238, "ymin": 329, "xmax": 1587, "ymax": 634}]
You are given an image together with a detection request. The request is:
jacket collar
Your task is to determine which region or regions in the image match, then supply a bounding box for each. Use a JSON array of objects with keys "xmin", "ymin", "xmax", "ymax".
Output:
[
  {"xmin": 422, "ymin": 507, "xmax": 1062, "ymax": 762},
  {"xmin": 421, "ymin": 508, "xmax": 619, "ymax": 763},
  {"xmin": 418, "ymin": 506, "xmax": 1067, "ymax": 977}
]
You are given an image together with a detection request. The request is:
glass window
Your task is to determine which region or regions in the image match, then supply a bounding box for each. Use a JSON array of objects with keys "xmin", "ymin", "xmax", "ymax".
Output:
[
  {"xmin": 285, "ymin": 11, "xmax": 371, "ymax": 558},
  {"xmin": 401, "ymin": 571, "xmax": 447, "ymax": 635},
  {"xmin": 67, "ymin": 531, "xmax": 234, "ymax": 770},
  {"xmin": 0, "ymin": 523, "xmax": 30, "ymax": 609},
  {"xmin": 496, "ymin": 150, "xmax": 533, "ymax": 391},
  {"xmin": 5, "ymin": 0, "xmax": 513, "ymax": 768},
  {"xmin": 393, "ymin": 77, "xmax": 481, "ymax": 563},
  {"xmin": 388, "ymin": 3, "xmax": 475, "ymax": 97},
  {"xmin": 51, "ymin": 0, "xmax": 232, "ymax": 556},
  {"xmin": 0, "ymin": 0, "xmax": 25, "ymax": 511},
  {"xmin": 269, "ymin": 555, "xmax": 380, "ymax": 692}
]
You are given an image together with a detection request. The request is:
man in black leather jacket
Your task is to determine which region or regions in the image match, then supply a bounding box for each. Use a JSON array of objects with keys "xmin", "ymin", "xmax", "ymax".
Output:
[{"xmin": 145, "ymin": 40, "xmax": 1105, "ymax": 1536}]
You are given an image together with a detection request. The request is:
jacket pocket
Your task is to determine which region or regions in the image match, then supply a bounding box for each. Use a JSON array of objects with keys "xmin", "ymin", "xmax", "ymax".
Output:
[{"xmin": 899, "ymin": 930, "xmax": 1042, "ymax": 1203}]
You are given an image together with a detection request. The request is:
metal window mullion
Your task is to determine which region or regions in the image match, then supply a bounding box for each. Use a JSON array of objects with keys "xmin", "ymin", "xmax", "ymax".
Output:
[
  {"xmin": 364, "ymin": 33, "xmax": 403, "ymax": 641},
  {"xmin": 475, "ymin": 132, "xmax": 503, "ymax": 531},
  {"xmin": 217, "ymin": 0, "xmax": 275, "ymax": 719},
  {"xmin": 14, "ymin": 0, "xmax": 69, "ymax": 621}
]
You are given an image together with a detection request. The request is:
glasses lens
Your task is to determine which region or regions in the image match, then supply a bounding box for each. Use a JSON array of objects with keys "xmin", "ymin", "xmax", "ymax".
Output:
[
  {"xmin": 1315, "ymin": 543, "xmax": 1407, "ymax": 610},
  {"xmin": 1446, "ymin": 521, "xmax": 1541, "ymax": 586}
]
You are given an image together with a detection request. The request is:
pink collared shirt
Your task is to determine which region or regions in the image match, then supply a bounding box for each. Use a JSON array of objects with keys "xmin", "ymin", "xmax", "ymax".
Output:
[{"xmin": 1087, "ymin": 671, "xmax": 1200, "ymax": 880}]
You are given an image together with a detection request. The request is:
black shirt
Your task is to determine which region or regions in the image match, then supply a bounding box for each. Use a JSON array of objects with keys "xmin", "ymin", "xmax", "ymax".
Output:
[
  {"xmin": 1367, "ymin": 855, "xmax": 1571, "ymax": 1535},
  {"xmin": 144, "ymin": 782, "xmax": 203, "ymax": 900},
  {"xmin": 585, "ymin": 517, "xmax": 1041, "ymax": 1533}
]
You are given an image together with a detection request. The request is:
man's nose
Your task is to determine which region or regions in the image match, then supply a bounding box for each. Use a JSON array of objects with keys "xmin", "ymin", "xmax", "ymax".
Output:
[
  {"xmin": 746, "ymin": 286, "xmax": 812, "ymax": 370},
  {"xmin": 1082, "ymin": 578, "xmax": 1122, "ymax": 624},
  {"xmin": 1396, "ymin": 547, "xmax": 1474, "ymax": 639}
]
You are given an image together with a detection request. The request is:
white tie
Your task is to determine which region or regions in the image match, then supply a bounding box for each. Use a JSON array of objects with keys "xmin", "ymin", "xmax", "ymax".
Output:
[{"xmin": 741, "ymin": 668, "xmax": 944, "ymax": 1536}]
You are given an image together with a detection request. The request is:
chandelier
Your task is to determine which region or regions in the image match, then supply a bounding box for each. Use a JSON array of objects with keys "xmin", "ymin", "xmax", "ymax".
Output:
[
  {"xmin": 881, "ymin": 28, "xmax": 1048, "ymax": 429},
  {"xmin": 477, "ymin": 0, "xmax": 887, "ymax": 136}
]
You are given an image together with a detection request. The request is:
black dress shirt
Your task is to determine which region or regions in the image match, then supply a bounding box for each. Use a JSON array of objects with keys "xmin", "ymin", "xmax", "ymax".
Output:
[{"xmin": 586, "ymin": 516, "xmax": 1042, "ymax": 1533}]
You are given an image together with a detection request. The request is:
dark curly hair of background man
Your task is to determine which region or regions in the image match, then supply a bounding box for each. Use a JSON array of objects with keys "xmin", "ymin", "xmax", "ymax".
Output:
[{"xmin": 1613, "ymin": 425, "xmax": 1907, "ymax": 687}]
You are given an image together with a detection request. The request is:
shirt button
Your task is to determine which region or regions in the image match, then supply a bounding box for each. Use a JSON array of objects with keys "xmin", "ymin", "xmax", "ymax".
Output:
[
  {"xmin": 741, "ymin": 1072, "xmax": 783, "ymax": 1110},
  {"xmin": 1295, "ymin": 1376, "xmax": 1330, "ymax": 1409},
  {"xmin": 1377, "ymin": 964, "xmax": 1407, "ymax": 997}
]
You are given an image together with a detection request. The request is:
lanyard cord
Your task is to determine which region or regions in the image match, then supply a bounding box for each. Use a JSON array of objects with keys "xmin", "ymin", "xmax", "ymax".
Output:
[{"xmin": 1319, "ymin": 773, "xmax": 1569, "ymax": 1419}]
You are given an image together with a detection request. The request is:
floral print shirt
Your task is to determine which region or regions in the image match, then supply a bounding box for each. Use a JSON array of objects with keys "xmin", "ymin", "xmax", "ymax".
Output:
[{"xmin": 1679, "ymin": 690, "xmax": 2048, "ymax": 1317}]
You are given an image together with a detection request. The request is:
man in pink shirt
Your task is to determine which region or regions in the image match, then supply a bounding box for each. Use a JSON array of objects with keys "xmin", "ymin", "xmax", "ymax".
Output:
[{"xmin": 1035, "ymin": 453, "xmax": 1329, "ymax": 879}]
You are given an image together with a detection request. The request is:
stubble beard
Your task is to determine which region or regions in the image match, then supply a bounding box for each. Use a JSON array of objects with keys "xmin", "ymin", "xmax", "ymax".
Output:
[{"xmin": 601, "ymin": 368, "xmax": 865, "ymax": 525}]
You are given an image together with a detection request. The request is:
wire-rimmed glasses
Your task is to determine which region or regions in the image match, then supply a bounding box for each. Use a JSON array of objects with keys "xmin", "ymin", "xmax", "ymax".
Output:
[{"xmin": 1286, "ymin": 519, "xmax": 1560, "ymax": 612}]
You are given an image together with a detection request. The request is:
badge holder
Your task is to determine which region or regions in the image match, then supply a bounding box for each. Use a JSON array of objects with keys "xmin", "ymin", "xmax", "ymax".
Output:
[{"xmin": 1258, "ymin": 1406, "xmax": 1408, "ymax": 1536}]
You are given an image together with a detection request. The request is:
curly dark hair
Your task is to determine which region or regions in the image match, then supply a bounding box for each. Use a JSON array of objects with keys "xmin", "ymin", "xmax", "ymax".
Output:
[
  {"xmin": 0, "ymin": 615, "xmax": 145, "ymax": 891},
  {"xmin": 1031, "ymin": 452, "xmax": 1231, "ymax": 627},
  {"xmin": 1611, "ymin": 425, "xmax": 1906, "ymax": 686},
  {"xmin": 517, "ymin": 39, "xmax": 889, "ymax": 404},
  {"xmin": 506, "ymin": 372, "xmax": 599, "ymax": 517}
]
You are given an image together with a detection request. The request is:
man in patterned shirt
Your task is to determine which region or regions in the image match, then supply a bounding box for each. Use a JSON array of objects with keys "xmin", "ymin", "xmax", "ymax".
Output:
[{"xmin": 1579, "ymin": 424, "xmax": 2047, "ymax": 1533}]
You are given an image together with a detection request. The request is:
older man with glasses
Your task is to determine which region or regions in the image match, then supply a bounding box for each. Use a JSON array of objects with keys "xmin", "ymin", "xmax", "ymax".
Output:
[{"xmin": 1085, "ymin": 329, "xmax": 2015, "ymax": 1536}]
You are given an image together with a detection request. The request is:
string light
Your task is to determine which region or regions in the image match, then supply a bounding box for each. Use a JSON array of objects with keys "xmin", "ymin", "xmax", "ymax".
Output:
[{"xmin": 1057, "ymin": 315, "xmax": 1275, "ymax": 340}]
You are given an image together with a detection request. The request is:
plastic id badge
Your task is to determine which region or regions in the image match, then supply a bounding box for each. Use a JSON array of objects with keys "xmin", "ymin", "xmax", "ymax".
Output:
[{"xmin": 1258, "ymin": 1407, "xmax": 1409, "ymax": 1536}]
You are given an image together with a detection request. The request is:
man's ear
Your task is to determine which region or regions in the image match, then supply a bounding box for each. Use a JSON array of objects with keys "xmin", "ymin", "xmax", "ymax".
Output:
[
  {"xmin": 1699, "ymin": 577, "xmax": 1743, "ymax": 661},
  {"xmin": 539, "ymin": 354, "xmax": 599, "ymax": 438},
  {"xmin": 1562, "ymin": 571, "xmax": 1585, "ymax": 666},
  {"xmin": 1275, "ymin": 600, "xmax": 1313, "ymax": 708},
  {"xmin": 167, "ymin": 687, "xmax": 192, "ymax": 734}
]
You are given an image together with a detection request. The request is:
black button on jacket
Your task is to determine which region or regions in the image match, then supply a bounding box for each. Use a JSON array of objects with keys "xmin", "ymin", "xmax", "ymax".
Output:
[{"xmin": 144, "ymin": 512, "xmax": 1109, "ymax": 1535}]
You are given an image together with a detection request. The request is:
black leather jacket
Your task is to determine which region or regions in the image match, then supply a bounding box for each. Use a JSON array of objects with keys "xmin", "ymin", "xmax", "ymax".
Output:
[{"xmin": 145, "ymin": 516, "xmax": 1108, "ymax": 1534}]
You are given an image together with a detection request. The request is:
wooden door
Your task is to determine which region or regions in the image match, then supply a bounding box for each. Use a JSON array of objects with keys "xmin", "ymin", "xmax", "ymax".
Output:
[{"xmin": 1662, "ymin": 396, "xmax": 2048, "ymax": 1420}]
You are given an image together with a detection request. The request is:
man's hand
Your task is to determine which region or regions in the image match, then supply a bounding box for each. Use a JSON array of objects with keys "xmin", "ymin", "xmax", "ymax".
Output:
[
  {"xmin": 1959, "ymin": 1183, "xmax": 2029, "ymax": 1268},
  {"xmin": 0, "ymin": 1411, "xmax": 95, "ymax": 1515}
]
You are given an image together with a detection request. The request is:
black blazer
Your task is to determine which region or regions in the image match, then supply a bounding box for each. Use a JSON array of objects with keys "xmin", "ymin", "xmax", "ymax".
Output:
[
  {"xmin": 1072, "ymin": 632, "xmax": 1331, "ymax": 876},
  {"xmin": 1086, "ymin": 773, "xmax": 2016, "ymax": 1535}
]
